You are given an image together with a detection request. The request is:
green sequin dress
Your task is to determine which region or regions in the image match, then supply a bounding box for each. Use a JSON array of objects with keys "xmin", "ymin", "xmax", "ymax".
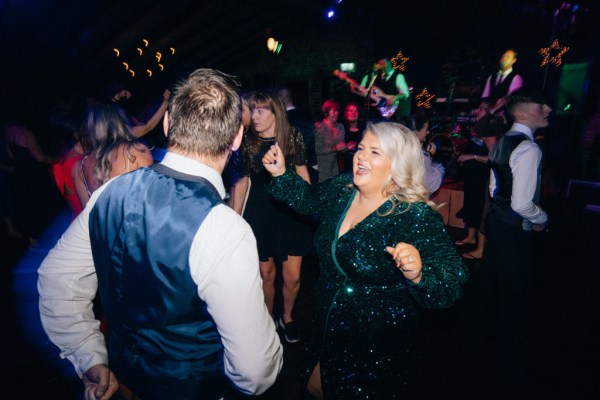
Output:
[{"xmin": 269, "ymin": 170, "xmax": 467, "ymax": 398}]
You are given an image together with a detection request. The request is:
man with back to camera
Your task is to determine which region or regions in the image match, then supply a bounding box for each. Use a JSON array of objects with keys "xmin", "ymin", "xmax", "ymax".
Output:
[
  {"xmin": 481, "ymin": 48, "xmax": 524, "ymax": 113},
  {"xmin": 38, "ymin": 69, "xmax": 283, "ymax": 400},
  {"xmin": 474, "ymin": 87, "xmax": 550, "ymax": 397}
]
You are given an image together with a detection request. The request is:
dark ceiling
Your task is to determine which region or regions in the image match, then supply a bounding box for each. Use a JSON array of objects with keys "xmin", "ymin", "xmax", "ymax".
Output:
[{"xmin": 1, "ymin": 0, "xmax": 597, "ymax": 108}]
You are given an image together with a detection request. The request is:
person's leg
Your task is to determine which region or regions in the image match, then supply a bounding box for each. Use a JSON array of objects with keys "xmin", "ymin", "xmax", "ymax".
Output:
[
  {"xmin": 464, "ymin": 230, "xmax": 486, "ymax": 259},
  {"xmin": 259, "ymin": 258, "xmax": 276, "ymax": 317},
  {"xmin": 456, "ymin": 226, "xmax": 477, "ymax": 245},
  {"xmin": 307, "ymin": 362, "xmax": 323, "ymax": 399},
  {"xmin": 282, "ymin": 255, "xmax": 302, "ymax": 323}
]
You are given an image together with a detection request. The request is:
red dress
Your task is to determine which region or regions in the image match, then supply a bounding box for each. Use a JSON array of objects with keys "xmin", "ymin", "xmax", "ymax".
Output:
[{"xmin": 52, "ymin": 154, "xmax": 83, "ymax": 219}]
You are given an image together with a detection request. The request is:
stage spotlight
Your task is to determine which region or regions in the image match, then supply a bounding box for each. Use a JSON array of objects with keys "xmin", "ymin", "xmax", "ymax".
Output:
[{"xmin": 327, "ymin": 9, "xmax": 335, "ymax": 19}]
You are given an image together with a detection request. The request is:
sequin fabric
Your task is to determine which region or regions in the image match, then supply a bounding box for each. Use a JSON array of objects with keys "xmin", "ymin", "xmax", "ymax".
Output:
[{"xmin": 269, "ymin": 171, "xmax": 467, "ymax": 398}]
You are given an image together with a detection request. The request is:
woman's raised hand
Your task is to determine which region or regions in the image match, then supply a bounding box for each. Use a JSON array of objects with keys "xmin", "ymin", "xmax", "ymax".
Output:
[
  {"xmin": 262, "ymin": 142, "xmax": 286, "ymax": 177},
  {"xmin": 386, "ymin": 242, "xmax": 423, "ymax": 284}
]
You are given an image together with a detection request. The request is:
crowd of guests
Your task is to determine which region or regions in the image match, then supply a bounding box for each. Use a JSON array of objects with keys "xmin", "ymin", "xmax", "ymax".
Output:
[{"xmin": 1, "ymin": 48, "xmax": 558, "ymax": 399}]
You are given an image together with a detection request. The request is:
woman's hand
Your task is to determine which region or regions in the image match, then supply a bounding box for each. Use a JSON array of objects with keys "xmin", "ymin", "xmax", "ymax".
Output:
[
  {"xmin": 386, "ymin": 242, "xmax": 422, "ymax": 284},
  {"xmin": 262, "ymin": 142, "xmax": 286, "ymax": 177}
]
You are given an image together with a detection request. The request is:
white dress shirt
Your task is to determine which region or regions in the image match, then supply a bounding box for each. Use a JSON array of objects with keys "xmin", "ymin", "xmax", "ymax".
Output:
[
  {"xmin": 38, "ymin": 151, "xmax": 282, "ymax": 395},
  {"xmin": 489, "ymin": 123, "xmax": 548, "ymax": 226}
]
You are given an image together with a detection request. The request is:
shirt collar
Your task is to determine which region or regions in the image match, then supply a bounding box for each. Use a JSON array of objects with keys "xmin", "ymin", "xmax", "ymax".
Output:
[
  {"xmin": 509, "ymin": 122, "xmax": 534, "ymax": 140},
  {"xmin": 161, "ymin": 152, "xmax": 226, "ymax": 199},
  {"xmin": 498, "ymin": 67, "xmax": 513, "ymax": 78}
]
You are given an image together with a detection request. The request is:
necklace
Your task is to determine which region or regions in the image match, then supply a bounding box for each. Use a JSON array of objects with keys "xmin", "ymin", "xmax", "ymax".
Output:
[{"xmin": 257, "ymin": 135, "xmax": 276, "ymax": 142}]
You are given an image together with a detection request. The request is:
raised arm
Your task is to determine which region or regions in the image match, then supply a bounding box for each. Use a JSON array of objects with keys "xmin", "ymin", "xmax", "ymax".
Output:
[{"xmin": 131, "ymin": 90, "xmax": 170, "ymax": 138}]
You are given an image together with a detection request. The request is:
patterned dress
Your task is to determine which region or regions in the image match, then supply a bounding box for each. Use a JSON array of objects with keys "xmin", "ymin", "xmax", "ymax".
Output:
[{"xmin": 269, "ymin": 171, "xmax": 467, "ymax": 398}]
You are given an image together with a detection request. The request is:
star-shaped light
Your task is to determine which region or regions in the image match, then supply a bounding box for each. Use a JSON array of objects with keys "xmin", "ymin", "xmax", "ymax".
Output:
[
  {"xmin": 539, "ymin": 39, "xmax": 570, "ymax": 67},
  {"xmin": 415, "ymin": 88, "xmax": 435, "ymax": 109},
  {"xmin": 391, "ymin": 51, "xmax": 410, "ymax": 72}
]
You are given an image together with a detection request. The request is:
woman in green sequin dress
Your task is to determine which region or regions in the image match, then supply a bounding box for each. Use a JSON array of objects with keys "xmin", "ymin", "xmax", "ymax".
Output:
[{"xmin": 262, "ymin": 122, "xmax": 467, "ymax": 398}]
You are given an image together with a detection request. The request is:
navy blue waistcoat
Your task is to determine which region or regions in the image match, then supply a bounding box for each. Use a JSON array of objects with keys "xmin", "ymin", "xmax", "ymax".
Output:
[{"xmin": 89, "ymin": 163, "xmax": 227, "ymax": 400}]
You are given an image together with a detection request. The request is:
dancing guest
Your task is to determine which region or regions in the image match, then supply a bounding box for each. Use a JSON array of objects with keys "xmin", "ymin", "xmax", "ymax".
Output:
[
  {"xmin": 38, "ymin": 69, "xmax": 282, "ymax": 399},
  {"xmin": 314, "ymin": 100, "xmax": 346, "ymax": 182},
  {"xmin": 72, "ymin": 102, "xmax": 153, "ymax": 208},
  {"xmin": 455, "ymin": 99, "xmax": 507, "ymax": 259},
  {"xmin": 262, "ymin": 122, "xmax": 467, "ymax": 398},
  {"xmin": 400, "ymin": 114, "xmax": 445, "ymax": 194},
  {"xmin": 473, "ymin": 88, "xmax": 550, "ymax": 397},
  {"xmin": 109, "ymin": 84, "xmax": 171, "ymax": 138},
  {"xmin": 48, "ymin": 103, "xmax": 85, "ymax": 219},
  {"xmin": 341, "ymin": 102, "xmax": 365, "ymax": 173},
  {"xmin": 231, "ymin": 91, "xmax": 313, "ymax": 343}
]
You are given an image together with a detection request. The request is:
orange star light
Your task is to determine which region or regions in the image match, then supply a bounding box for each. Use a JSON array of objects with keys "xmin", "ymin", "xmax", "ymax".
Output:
[
  {"xmin": 391, "ymin": 51, "xmax": 410, "ymax": 72},
  {"xmin": 539, "ymin": 39, "xmax": 570, "ymax": 67},
  {"xmin": 415, "ymin": 88, "xmax": 435, "ymax": 109}
]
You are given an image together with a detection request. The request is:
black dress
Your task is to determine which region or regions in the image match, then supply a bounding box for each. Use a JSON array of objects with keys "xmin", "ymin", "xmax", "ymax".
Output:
[
  {"xmin": 458, "ymin": 114, "xmax": 506, "ymax": 228},
  {"xmin": 240, "ymin": 128, "xmax": 314, "ymax": 262}
]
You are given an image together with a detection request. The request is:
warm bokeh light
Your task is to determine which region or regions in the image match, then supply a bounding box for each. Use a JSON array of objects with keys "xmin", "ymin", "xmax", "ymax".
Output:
[
  {"xmin": 113, "ymin": 48, "xmax": 120, "ymax": 57},
  {"xmin": 391, "ymin": 51, "xmax": 410, "ymax": 72},
  {"xmin": 539, "ymin": 39, "xmax": 570, "ymax": 67},
  {"xmin": 415, "ymin": 88, "xmax": 435, "ymax": 109}
]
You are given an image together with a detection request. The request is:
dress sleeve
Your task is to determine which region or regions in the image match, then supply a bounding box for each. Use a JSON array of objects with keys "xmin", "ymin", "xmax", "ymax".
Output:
[
  {"xmin": 405, "ymin": 204, "xmax": 468, "ymax": 308},
  {"xmin": 238, "ymin": 139, "xmax": 251, "ymax": 178},
  {"xmin": 269, "ymin": 168, "xmax": 346, "ymax": 218},
  {"xmin": 291, "ymin": 127, "xmax": 307, "ymax": 166}
]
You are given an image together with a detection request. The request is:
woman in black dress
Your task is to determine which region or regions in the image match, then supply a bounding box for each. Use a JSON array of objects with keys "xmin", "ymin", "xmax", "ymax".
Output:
[
  {"xmin": 456, "ymin": 99, "xmax": 507, "ymax": 259},
  {"xmin": 231, "ymin": 91, "xmax": 312, "ymax": 343}
]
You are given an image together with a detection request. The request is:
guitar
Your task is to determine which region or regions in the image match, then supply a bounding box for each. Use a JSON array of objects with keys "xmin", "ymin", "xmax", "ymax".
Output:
[{"xmin": 333, "ymin": 70, "xmax": 397, "ymax": 118}]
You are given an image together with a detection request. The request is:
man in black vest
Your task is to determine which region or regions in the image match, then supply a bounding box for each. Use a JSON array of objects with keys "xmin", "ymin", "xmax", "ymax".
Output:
[
  {"xmin": 481, "ymin": 49, "xmax": 524, "ymax": 113},
  {"xmin": 474, "ymin": 87, "xmax": 550, "ymax": 397},
  {"xmin": 38, "ymin": 69, "xmax": 283, "ymax": 399},
  {"xmin": 353, "ymin": 58, "xmax": 410, "ymax": 121}
]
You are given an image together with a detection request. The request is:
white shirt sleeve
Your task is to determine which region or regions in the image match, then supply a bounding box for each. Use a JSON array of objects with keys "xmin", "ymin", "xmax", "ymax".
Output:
[
  {"xmin": 38, "ymin": 184, "xmax": 111, "ymax": 378},
  {"xmin": 509, "ymin": 141, "xmax": 548, "ymax": 224},
  {"xmin": 190, "ymin": 204, "xmax": 283, "ymax": 395},
  {"xmin": 395, "ymin": 73, "xmax": 409, "ymax": 100},
  {"xmin": 423, "ymin": 152, "xmax": 444, "ymax": 193}
]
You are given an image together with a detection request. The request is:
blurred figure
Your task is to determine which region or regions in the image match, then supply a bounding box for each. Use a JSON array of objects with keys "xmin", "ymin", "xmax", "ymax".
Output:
[
  {"xmin": 341, "ymin": 102, "xmax": 365, "ymax": 173},
  {"xmin": 481, "ymin": 48, "xmax": 523, "ymax": 113},
  {"xmin": 278, "ymin": 86, "xmax": 318, "ymax": 183},
  {"xmin": 456, "ymin": 99, "xmax": 507, "ymax": 259},
  {"xmin": 314, "ymin": 100, "xmax": 346, "ymax": 182},
  {"xmin": 48, "ymin": 102, "xmax": 85, "ymax": 219},
  {"xmin": 109, "ymin": 83, "xmax": 170, "ymax": 138},
  {"xmin": 400, "ymin": 114, "xmax": 445, "ymax": 194},
  {"xmin": 73, "ymin": 102, "xmax": 153, "ymax": 208}
]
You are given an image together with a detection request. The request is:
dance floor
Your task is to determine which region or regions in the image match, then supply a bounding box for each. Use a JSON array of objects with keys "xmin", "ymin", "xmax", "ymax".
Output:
[{"xmin": 1, "ymin": 198, "xmax": 598, "ymax": 399}]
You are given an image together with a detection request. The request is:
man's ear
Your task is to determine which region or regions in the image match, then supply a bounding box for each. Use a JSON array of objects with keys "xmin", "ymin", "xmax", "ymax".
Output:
[
  {"xmin": 163, "ymin": 111, "xmax": 169, "ymax": 138},
  {"xmin": 231, "ymin": 124, "xmax": 244, "ymax": 151}
]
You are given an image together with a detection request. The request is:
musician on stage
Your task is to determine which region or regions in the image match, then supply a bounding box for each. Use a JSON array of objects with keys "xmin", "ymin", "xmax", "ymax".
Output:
[
  {"xmin": 351, "ymin": 58, "xmax": 410, "ymax": 120},
  {"xmin": 481, "ymin": 49, "xmax": 523, "ymax": 113}
]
